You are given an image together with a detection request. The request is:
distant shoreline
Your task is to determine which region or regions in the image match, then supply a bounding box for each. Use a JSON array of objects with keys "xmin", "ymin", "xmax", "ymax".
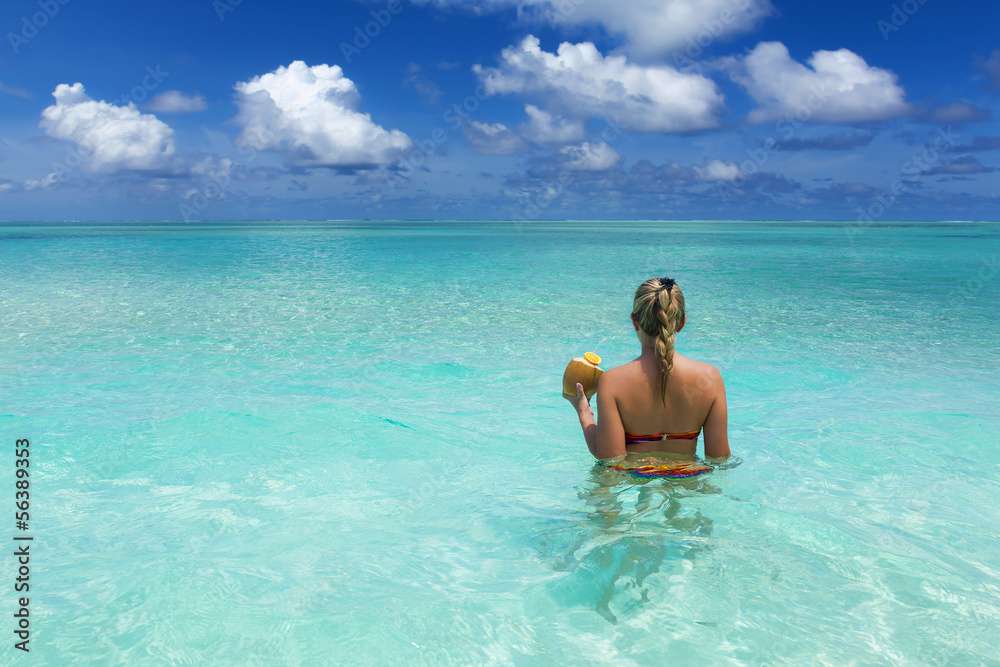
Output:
[{"xmin": 1, "ymin": 219, "xmax": 997, "ymax": 225}]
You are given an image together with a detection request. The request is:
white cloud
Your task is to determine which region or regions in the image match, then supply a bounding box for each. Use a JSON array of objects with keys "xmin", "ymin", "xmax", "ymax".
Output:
[
  {"xmin": 463, "ymin": 104, "xmax": 585, "ymax": 154},
  {"xmin": 412, "ymin": 0, "xmax": 773, "ymax": 59},
  {"xmin": 559, "ymin": 141, "xmax": 621, "ymax": 171},
  {"xmin": 147, "ymin": 90, "xmax": 207, "ymax": 113},
  {"xmin": 233, "ymin": 61, "xmax": 412, "ymax": 168},
  {"xmin": 23, "ymin": 173, "xmax": 59, "ymax": 190},
  {"xmin": 473, "ymin": 36, "xmax": 724, "ymax": 133},
  {"xmin": 546, "ymin": 0, "xmax": 773, "ymax": 60},
  {"xmin": 40, "ymin": 83, "xmax": 176, "ymax": 172},
  {"xmin": 729, "ymin": 41, "xmax": 913, "ymax": 124},
  {"xmin": 518, "ymin": 105, "xmax": 585, "ymax": 144},
  {"xmin": 462, "ymin": 120, "xmax": 531, "ymax": 155},
  {"xmin": 694, "ymin": 159, "xmax": 741, "ymax": 181}
]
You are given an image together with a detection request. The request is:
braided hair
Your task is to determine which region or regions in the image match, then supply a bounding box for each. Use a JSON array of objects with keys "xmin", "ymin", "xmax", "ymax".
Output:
[{"xmin": 632, "ymin": 277, "xmax": 686, "ymax": 402}]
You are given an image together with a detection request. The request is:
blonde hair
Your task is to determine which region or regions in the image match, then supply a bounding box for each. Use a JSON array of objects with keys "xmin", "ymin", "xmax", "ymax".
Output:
[{"xmin": 633, "ymin": 277, "xmax": 686, "ymax": 401}]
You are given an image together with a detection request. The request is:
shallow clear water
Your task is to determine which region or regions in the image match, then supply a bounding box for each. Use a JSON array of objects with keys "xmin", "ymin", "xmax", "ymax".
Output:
[{"xmin": 2, "ymin": 220, "xmax": 998, "ymax": 665}]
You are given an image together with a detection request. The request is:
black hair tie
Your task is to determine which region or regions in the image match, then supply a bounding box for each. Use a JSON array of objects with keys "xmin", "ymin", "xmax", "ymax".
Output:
[{"xmin": 659, "ymin": 277, "xmax": 676, "ymax": 291}]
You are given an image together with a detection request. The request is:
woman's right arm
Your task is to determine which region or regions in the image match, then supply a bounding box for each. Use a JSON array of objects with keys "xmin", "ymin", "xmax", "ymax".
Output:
[{"xmin": 702, "ymin": 367, "xmax": 731, "ymax": 459}]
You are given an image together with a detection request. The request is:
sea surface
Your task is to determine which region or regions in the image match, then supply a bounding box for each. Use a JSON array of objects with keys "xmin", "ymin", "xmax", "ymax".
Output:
[{"xmin": 2, "ymin": 220, "xmax": 999, "ymax": 665}]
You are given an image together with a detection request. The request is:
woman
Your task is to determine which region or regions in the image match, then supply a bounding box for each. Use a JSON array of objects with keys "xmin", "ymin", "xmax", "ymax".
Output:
[{"xmin": 564, "ymin": 277, "xmax": 730, "ymax": 462}]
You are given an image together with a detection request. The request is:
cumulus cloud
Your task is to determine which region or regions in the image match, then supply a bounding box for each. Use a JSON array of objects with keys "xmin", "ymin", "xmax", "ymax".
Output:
[
  {"xmin": 40, "ymin": 83, "xmax": 176, "ymax": 172},
  {"xmin": 412, "ymin": 0, "xmax": 773, "ymax": 59},
  {"xmin": 559, "ymin": 141, "xmax": 621, "ymax": 170},
  {"xmin": 473, "ymin": 36, "xmax": 724, "ymax": 133},
  {"xmin": 549, "ymin": 0, "xmax": 774, "ymax": 60},
  {"xmin": 462, "ymin": 120, "xmax": 531, "ymax": 155},
  {"xmin": 233, "ymin": 61, "xmax": 412, "ymax": 168},
  {"xmin": 694, "ymin": 159, "xmax": 742, "ymax": 181},
  {"xmin": 518, "ymin": 105, "xmax": 585, "ymax": 144},
  {"xmin": 147, "ymin": 90, "xmax": 207, "ymax": 113},
  {"xmin": 728, "ymin": 42, "xmax": 913, "ymax": 124},
  {"xmin": 463, "ymin": 105, "xmax": 587, "ymax": 154}
]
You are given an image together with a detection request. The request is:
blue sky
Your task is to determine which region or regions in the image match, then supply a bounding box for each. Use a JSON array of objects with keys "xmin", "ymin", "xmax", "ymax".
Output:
[{"xmin": 1, "ymin": 0, "xmax": 998, "ymax": 221}]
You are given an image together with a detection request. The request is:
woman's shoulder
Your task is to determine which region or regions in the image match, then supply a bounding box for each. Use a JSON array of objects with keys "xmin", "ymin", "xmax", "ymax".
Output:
[
  {"xmin": 599, "ymin": 359, "xmax": 640, "ymax": 385},
  {"xmin": 676, "ymin": 355, "xmax": 723, "ymax": 383}
]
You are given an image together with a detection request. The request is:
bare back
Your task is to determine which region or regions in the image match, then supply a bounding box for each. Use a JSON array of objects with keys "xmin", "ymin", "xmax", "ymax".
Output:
[{"xmin": 595, "ymin": 351, "xmax": 730, "ymax": 459}]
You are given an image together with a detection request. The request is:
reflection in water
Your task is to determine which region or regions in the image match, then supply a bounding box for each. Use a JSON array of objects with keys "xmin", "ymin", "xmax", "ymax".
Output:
[{"xmin": 538, "ymin": 460, "xmax": 725, "ymax": 624}]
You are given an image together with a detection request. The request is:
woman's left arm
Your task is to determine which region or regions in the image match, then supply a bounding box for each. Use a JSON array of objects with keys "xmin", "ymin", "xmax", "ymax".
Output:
[{"xmin": 564, "ymin": 377, "xmax": 626, "ymax": 460}]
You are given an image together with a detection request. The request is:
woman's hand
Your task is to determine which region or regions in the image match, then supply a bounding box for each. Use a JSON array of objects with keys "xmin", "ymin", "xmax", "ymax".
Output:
[{"xmin": 563, "ymin": 382, "xmax": 594, "ymax": 416}]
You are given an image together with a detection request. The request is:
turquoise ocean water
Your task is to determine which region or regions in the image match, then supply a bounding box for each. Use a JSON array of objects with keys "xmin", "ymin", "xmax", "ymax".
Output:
[{"xmin": 2, "ymin": 221, "xmax": 999, "ymax": 665}]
